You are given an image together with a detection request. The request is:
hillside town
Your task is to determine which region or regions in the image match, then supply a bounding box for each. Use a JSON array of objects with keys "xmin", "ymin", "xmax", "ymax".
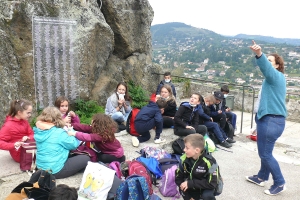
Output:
[{"xmin": 152, "ymin": 37, "xmax": 300, "ymax": 94}]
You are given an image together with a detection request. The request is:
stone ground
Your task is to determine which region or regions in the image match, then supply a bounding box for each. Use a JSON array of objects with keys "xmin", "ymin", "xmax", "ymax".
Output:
[{"xmin": 1, "ymin": 110, "xmax": 300, "ymax": 200}]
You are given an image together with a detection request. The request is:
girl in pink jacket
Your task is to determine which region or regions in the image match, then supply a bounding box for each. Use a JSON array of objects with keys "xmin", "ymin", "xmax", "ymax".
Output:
[
  {"xmin": 0, "ymin": 99, "xmax": 34, "ymax": 162},
  {"xmin": 70, "ymin": 113, "xmax": 125, "ymax": 163}
]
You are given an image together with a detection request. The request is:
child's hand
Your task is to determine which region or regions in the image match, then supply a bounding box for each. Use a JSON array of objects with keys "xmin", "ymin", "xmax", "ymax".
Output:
[
  {"xmin": 22, "ymin": 136, "xmax": 29, "ymax": 142},
  {"xmin": 210, "ymin": 117, "xmax": 213, "ymax": 122},
  {"xmin": 68, "ymin": 131, "xmax": 76, "ymax": 136},
  {"xmin": 226, "ymin": 108, "xmax": 230, "ymax": 112},
  {"xmin": 64, "ymin": 116, "xmax": 71, "ymax": 123},
  {"xmin": 180, "ymin": 181, "xmax": 188, "ymax": 192},
  {"xmin": 186, "ymin": 126, "xmax": 194, "ymax": 130},
  {"xmin": 218, "ymin": 110, "xmax": 222, "ymax": 114},
  {"xmin": 69, "ymin": 111, "xmax": 76, "ymax": 117},
  {"xmin": 14, "ymin": 141, "xmax": 24, "ymax": 149}
]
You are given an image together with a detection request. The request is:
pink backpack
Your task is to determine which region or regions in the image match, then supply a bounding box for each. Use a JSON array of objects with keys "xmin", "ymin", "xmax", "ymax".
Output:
[{"xmin": 109, "ymin": 161, "xmax": 124, "ymax": 180}]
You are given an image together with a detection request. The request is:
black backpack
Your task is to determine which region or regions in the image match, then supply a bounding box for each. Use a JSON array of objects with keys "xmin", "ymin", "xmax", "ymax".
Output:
[
  {"xmin": 224, "ymin": 121, "xmax": 234, "ymax": 139},
  {"xmin": 172, "ymin": 138, "xmax": 185, "ymax": 155}
]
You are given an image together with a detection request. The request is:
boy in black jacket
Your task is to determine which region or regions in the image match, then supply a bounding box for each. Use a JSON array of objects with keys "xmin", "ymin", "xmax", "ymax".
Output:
[
  {"xmin": 175, "ymin": 134, "xmax": 218, "ymax": 200},
  {"xmin": 132, "ymin": 98, "xmax": 167, "ymax": 147}
]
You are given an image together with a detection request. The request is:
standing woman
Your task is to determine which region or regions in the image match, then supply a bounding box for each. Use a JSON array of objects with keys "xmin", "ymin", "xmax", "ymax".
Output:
[
  {"xmin": 105, "ymin": 82, "xmax": 132, "ymax": 124},
  {"xmin": 246, "ymin": 40, "xmax": 287, "ymax": 196},
  {"xmin": 159, "ymin": 85, "xmax": 177, "ymax": 128},
  {"xmin": 0, "ymin": 99, "xmax": 34, "ymax": 163}
]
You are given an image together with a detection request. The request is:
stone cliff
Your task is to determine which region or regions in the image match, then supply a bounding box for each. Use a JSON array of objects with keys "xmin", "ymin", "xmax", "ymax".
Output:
[{"xmin": 0, "ymin": 0, "xmax": 161, "ymax": 124}]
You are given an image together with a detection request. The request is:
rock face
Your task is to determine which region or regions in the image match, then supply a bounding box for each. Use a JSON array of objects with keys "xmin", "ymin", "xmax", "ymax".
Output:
[{"xmin": 0, "ymin": 0, "xmax": 161, "ymax": 124}]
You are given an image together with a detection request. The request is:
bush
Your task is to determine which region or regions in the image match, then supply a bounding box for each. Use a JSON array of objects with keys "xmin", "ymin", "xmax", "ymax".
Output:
[
  {"xmin": 74, "ymin": 99, "xmax": 105, "ymax": 124},
  {"xmin": 128, "ymin": 80, "xmax": 149, "ymax": 109}
]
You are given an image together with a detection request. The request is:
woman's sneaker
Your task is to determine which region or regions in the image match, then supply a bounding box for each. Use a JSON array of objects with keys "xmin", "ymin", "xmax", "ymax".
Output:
[
  {"xmin": 245, "ymin": 175, "xmax": 265, "ymax": 186},
  {"xmin": 264, "ymin": 185, "xmax": 286, "ymax": 196},
  {"xmin": 154, "ymin": 138, "xmax": 166, "ymax": 144},
  {"xmin": 132, "ymin": 137, "xmax": 139, "ymax": 147}
]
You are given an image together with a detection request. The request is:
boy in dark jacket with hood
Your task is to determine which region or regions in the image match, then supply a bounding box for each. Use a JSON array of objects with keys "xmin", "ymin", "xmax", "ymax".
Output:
[
  {"xmin": 132, "ymin": 98, "xmax": 167, "ymax": 147},
  {"xmin": 175, "ymin": 134, "xmax": 218, "ymax": 200},
  {"xmin": 156, "ymin": 72, "xmax": 177, "ymax": 97}
]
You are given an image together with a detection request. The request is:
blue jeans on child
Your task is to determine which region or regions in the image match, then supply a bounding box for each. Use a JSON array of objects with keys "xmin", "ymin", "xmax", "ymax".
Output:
[
  {"xmin": 111, "ymin": 111, "xmax": 130, "ymax": 123},
  {"xmin": 255, "ymin": 114, "xmax": 285, "ymax": 187},
  {"xmin": 204, "ymin": 121, "xmax": 227, "ymax": 143}
]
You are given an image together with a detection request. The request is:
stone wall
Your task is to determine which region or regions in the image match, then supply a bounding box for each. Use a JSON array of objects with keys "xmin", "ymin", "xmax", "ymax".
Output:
[{"xmin": 0, "ymin": 0, "xmax": 161, "ymax": 124}]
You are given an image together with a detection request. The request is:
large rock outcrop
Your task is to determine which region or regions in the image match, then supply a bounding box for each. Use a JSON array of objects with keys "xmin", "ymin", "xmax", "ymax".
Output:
[{"xmin": 0, "ymin": 0, "xmax": 161, "ymax": 124}]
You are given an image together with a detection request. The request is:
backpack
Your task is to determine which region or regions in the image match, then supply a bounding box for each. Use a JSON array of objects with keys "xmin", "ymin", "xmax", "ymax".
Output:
[
  {"xmin": 158, "ymin": 158, "xmax": 179, "ymax": 173},
  {"xmin": 20, "ymin": 140, "xmax": 36, "ymax": 174},
  {"xmin": 115, "ymin": 175, "xmax": 150, "ymax": 200},
  {"xmin": 7, "ymin": 170, "xmax": 56, "ymax": 200},
  {"xmin": 204, "ymin": 163, "xmax": 223, "ymax": 196},
  {"xmin": 128, "ymin": 160, "xmax": 154, "ymax": 194},
  {"xmin": 109, "ymin": 161, "xmax": 125, "ymax": 180},
  {"xmin": 172, "ymin": 138, "xmax": 185, "ymax": 155},
  {"xmin": 140, "ymin": 146, "xmax": 171, "ymax": 160},
  {"xmin": 208, "ymin": 131, "xmax": 220, "ymax": 144},
  {"xmin": 126, "ymin": 108, "xmax": 140, "ymax": 136},
  {"xmin": 204, "ymin": 134, "xmax": 216, "ymax": 153},
  {"xmin": 136, "ymin": 157, "xmax": 163, "ymax": 179},
  {"xmin": 158, "ymin": 165, "xmax": 180, "ymax": 198},
  {"xmin": 224, "ymin": 121, "xmax": 234, "ymax": 139}
]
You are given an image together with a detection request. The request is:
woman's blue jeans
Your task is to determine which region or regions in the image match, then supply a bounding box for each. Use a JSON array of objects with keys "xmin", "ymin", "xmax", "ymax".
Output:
[{"xmin": 255, "ymin": 114, "xmax": 285, "ymax": 186}]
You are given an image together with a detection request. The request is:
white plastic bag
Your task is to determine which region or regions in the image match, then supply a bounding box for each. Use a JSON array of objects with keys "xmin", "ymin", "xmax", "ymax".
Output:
[{"xmin": 78, "ymin": 161, "xmax": 115, "ymax": 200}]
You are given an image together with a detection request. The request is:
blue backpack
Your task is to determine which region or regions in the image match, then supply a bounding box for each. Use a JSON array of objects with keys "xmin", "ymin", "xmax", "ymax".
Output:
[
  {"xmin": 115, "ymin": 175, "xmax": 150, "ymax": 200},
  {"xmin": 136, "ymin": 157, "xmax": 163, "ymax": 179}
]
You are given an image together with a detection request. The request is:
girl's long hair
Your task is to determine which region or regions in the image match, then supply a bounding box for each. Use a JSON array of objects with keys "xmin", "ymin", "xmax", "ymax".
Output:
[
  {"xmin": 160, "ymin": 85, "xmax": 175, "ymax": 103},
  {"xmin": 37, "ymin": 107, "xmax": 65, "ymax": 128},
  {"xmin": 115, "ymin": 82, "xmax": 132, "ymax": 102},
  {"xmin": 91, "ymin": 114, "xmax": 118, "ymax": 142}
]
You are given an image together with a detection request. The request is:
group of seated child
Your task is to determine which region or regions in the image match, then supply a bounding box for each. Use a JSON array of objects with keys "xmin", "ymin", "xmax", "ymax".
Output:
[
  {"xmin": 129, "ymin": 72, "xmax": 237, "ymax": 149},
  {"xmin": 0, "ymin": 71, "xmax": 237, "ymax": 200}
]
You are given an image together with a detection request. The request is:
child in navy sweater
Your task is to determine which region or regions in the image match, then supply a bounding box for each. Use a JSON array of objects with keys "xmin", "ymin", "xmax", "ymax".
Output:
[{"xmin": 132, "ymin": 98, "xmax": 167, "ymax": 147}]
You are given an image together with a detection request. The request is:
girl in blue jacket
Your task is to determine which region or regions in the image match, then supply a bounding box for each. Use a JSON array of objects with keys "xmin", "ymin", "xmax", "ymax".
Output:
[{"xmin": 34, "ymin": 107, "xmax": 90, "ymax": 179}]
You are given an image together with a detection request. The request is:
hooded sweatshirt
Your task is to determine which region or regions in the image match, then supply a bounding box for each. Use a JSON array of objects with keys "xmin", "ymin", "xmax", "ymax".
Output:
[
  {"xmin": 34, "ymin": 121, "xmax": 79, "ymax": 174},
  {"xmin": 0, "ymin": 116, "xmax": 34, "ymax": 162}
]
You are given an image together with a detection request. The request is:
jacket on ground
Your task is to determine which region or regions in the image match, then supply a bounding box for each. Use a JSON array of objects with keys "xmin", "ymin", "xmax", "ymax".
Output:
[
  {"xmin": 0, "ymin": 116, "xmax": 34, "ymax": 162},
  {"xmin": 34, "ymin": 121, "xmax": 79, "ymax": 174}
]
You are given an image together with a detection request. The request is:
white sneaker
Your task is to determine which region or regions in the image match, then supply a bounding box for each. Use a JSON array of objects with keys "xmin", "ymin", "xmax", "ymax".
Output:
[
  {"xmin": 154, "ymin": 138, "xmax": 166, "ymax": 144},
  {"xmin": 132, "ymin": 137, "xmax": 139, "ymax": 147}
]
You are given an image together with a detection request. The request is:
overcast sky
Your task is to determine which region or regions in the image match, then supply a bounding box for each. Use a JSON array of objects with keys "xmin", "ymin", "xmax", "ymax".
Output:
[{"xmin": 148, "ymin": 0, "xmax": 299, "ymax": 39}]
